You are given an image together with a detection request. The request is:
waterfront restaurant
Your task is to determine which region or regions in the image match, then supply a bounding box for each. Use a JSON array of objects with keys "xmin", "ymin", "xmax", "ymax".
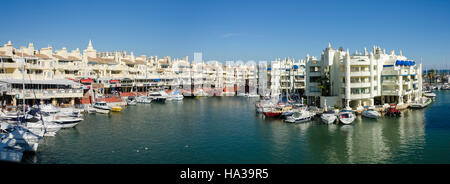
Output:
[{"xmin": 0, "ymin": 78, "xmax": 83, "ymax": 106}]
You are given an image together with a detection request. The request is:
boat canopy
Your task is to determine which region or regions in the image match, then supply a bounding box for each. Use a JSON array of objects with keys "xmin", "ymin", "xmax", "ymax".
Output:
[{"xmin": 80, "ymin": 78, "xmax": 93, "ymax": 83}]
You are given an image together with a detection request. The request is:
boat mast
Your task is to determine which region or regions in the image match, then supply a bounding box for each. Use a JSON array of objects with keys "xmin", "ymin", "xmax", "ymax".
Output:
[{"xmin": 22, "ymin": 52, "xmax": 25, "ymax": 113}]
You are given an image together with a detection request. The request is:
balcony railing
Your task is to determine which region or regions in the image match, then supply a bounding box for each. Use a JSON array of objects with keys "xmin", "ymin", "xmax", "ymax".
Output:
[
  {"xmin": 7, "ymin": 88, "xmax": 84, "ymax": 99},
  {"xmin": 382, "ymin": 89, "xmax": 399, "ymax": 95}
]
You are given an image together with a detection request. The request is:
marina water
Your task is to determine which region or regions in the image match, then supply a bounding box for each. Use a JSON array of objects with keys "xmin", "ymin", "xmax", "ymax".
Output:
[{"xmin": 24, "ymin": 91, "xmax": 450, "ymax": 164}]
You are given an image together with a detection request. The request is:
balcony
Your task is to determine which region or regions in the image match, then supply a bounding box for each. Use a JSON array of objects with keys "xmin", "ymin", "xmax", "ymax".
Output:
[
  {"xmin": 350, "ymin": 60, "xmax": 370, "ymax": 65},
  {"xmin": 25, "ymin": 63, "xmax": 47, "ymax": 70},
  {"xmin": 349, "ymin": 82, "xmax": 371, "ymax": 88},
  {"xmin": 308, "ymin": 71, "xmax": 321, "ymax": 76},
  {"xmin": 402, "ymin": 89, "xmax": 412, "ymax": 95},
  {"xmin": 308, "ymin": 82, "xmax": 320, "ymax": 86},
  {"xmin": 341, "ymin": 71, "xmax": 371, "ymax": 76},
  {"xmin": 294, "ymin": 84, "xmax": 305, "ymax": 88},
  {"xmin": 382, "ymin": 89, "xmax": 400, "ymax": 96},
  {"xmin": 1, "ymin": 62, "xmax": 19, "ymax": 68},
  {"xmin": 54, "ymin": 63, "xmax": 80, "ymax": 70},
  {"xmin": 349, "ymin": 93, "xmax": 371, "ymax": 99},
  {"xmin": 382, "ymin": 80, "xmax": 399, "ymax": 85}
]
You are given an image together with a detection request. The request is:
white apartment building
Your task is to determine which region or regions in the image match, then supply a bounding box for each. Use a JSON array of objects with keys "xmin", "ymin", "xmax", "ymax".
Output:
[
  {"xmin": 305, "ymin": 44, "xmax": 423, "ymax": 110},
  {"xmin": 266, "ymin": 58, "xmax": 306, "ymax": 100}
]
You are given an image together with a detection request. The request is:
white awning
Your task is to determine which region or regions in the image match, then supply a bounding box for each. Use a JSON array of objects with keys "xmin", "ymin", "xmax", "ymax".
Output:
[{"xmin": 0, "ymin": 79, "xmax": 80, "ymax": 86}]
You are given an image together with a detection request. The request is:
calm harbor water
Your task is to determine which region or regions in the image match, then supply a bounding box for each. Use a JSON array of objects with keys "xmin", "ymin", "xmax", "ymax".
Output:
[{"xmin": 23, "ymin": 91, "xmax": 450, "ymax": 164}]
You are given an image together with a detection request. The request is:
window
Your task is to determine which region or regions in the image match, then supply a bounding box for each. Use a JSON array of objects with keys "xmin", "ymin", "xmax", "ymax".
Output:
[
  {"xmin": 310, "ymin": 76, "xmax": 321, "ymax": 83},
  {"xmin": 310, "ymin": 87, "xmax": 320, "ymax": 93},
  {"xmin": 310, "ymin": 66, "xmax": 320, "ymax": 72}
]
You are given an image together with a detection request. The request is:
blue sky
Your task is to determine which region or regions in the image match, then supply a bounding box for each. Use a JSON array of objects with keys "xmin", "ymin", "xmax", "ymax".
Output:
[{"xmin": 1, "ymin": 0, "xmax": 449, "ymax": 68}]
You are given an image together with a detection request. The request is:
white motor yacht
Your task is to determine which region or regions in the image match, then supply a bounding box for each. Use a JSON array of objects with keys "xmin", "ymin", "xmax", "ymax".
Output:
[
  {"xmin": 148, "ymin": 91, "xmax": 167, "ymax": 103},
  {"xmin": 362, "ymin": 107, "xmax": 381, "ymax": 119},
  {"xmin": 410, "ymin": 97, "xmax": 432, "ymax": 109},
  {"xmin": 127, "ymin": 99, "xmax": 137, "ymax": 105},
  {"xmin": 285, "ymin": 110, "xmax": 316, "ymax": 123},
  {"xmin": 22, "ymin": 121, "xmax": 62, "ymax": 133},
  {"xmin": 170, "ymin": 91, "xmax": 184, "ymax": 101},
  {"xmin": 321, "ymin": 110, "xmax": 337, "ymax": 124},
  {"xmin": 338, "ymin": 110, "xmax": 356, "ymax": 124},
  {"xmin": 93, "ymin": 101, "xmax": 112, "ymax": 111},
  {"xmin": 161, "ymin": 91, "xmax": 182, "ymax": 101},
  {"xmin": 41, "ymin": 113, "xmax": 83, "ymax": 128},
  {"xmin": 424, "ymin": 92, "xmax": 436, "ymax": 98},
  {"xmin": 136, "ymin": 96, "xmax": 152, "ymax": 104},
  {"xmin": 126, "ymin": 96, "xmax": 138, "ymax": 105},
  {"xmin": 40, "ymin": 104, "xmax": 82, "ymax": 118}
]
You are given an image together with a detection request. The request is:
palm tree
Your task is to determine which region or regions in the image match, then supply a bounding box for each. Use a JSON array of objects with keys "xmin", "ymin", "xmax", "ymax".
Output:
[
  {"xmin": 440, "ymin": 72, "xmax": 445, "ymax": 84},
  {"xmin": 318, "ymin": 71, "xmax": 331, "ymax": 96},
  {"xmin": 428, "ymin": 69, "xmax": 436, "ymax": 85}
]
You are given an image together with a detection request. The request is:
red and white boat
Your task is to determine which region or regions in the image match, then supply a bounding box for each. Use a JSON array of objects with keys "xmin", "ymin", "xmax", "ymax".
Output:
[
  {"xmin": 262, "ymin": 106, "xmax": 286, "ymax": 118},
  {"xmin": 263, "ymin": 111, "xmax": 282, "ymax": 117}
]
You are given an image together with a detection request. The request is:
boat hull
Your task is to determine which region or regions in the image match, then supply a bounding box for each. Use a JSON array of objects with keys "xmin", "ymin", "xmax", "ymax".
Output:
[
  {"xmin": 263, "ymin": 112, "xmax": 282, "ymax": 117},
  {"xmin": 285, "ymin": 116, "xmax": 313, "ymax": 123},
  {"xmin": 127, "ymin": 100, "xmax": 137, "ymax": 106},
  {"xmin": 93, "ymin": 106, "xmax": 111, "ymax": 111},
  {"xmin": 111, "ymin": 107, "xmax": 122, "ymax": 112},
  {"xmin": 409, "ymin": 104, "xmax": 426, "ymax": 109},
  {"xmin": 339, "ymin": 117, "xmax": 355, "ymax": 125},
  {"xmin": 52, "ymin": 120, "xmax": 81, "ymax": 128},
  {"xmin": 321, "ymin": 115, "xmax": 336, "ymax": 124},
  {"xmin": 56, "ymin": 122, "xmax": 78, "ymax": 128},
  {"xmin": 338, "ymin": 112, "xmax": 356, "ymax": 124},
  {"xmin": 362, "ymin": 111, "xmax": 380, "ymax": 119},
  {"xmin": 93, "ymin": 108, "xmax": 110, "ymax": 114},
  {"xmin": 152, "ymin": 98, "xmax": 166, "ymax": 103}
]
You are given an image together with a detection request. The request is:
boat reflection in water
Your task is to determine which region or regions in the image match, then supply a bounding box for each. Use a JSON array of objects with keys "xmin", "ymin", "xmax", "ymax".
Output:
[{"xmin": 303, "ymin": 109, "xmax": 425, "ymax": 164}]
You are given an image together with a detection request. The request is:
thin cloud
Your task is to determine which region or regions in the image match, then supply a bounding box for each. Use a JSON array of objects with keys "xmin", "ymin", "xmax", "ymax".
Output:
[{"xmin": 222, "ymin": 33, "xmax": 240, "ymax": 38}]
